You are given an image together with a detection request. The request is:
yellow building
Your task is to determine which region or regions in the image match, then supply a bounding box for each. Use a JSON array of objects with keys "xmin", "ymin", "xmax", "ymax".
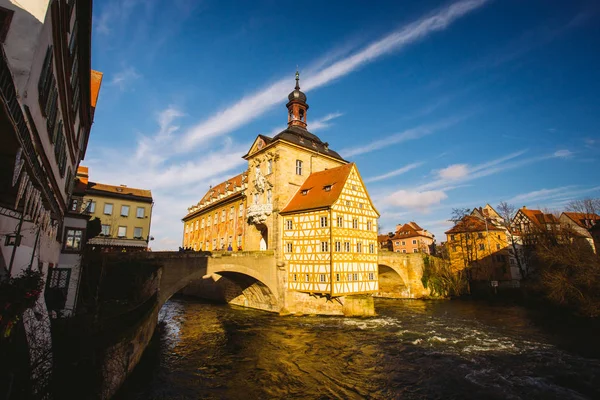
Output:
[
  {"xmin": 77, "ymin": 167, "xmax": 153, "ymax": 251},
  {"xmin": 280, "ymin": 163, "xmax": 379, "ymax": 295},
  {"xmin": 183, "ymin": 72, "xmax": 379, "ymax": 296},
  {"xmin": 183, "ymin": 173, "xmax": 247, "ymax": 251},
  {"xmin": 445, "ymin": 211, "xmax": 514, "ymax": 282}
]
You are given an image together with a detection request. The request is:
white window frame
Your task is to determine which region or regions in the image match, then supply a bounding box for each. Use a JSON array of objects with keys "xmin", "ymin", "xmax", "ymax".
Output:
[
  {"xmin": 136, "ymin": 207, "xmax": 145, "ymax": 218},
  {"xmin": 352, "ymin": 219, "xmax": 358, "ymax": 229},
  {"xmin": 321, "ymin": 241, "xmax": 328, "ymax": 252},
  {"xmin": 134, "ymin": 227, "xmax": 143, "ymax": 239},
  {"xmin": 296, "ymin": 160, "xmax": 303, "ymax": 175},
  {"xmin": 286, "ymin": 242, "xmax": 293, "ymax": 252},
  {"xmin": 337, "ymin": 216, "xmax": 343, "ymax": 227},
  {"xmin": 286, "ymin": 220, "xmax": 293, "ymax": 230},
  {"xmin": 320, "ymin": 216, "xmax": 328, "ymax": 228},
  {"xmin": 117, "ymin": 226, "xmax": 127, "ymax": 238},
  {"xmin": 120, "ymin": 205, "xmax": 130, "ymax": 217},
  {"xmin": 103, "ymin": 203, "xmax": 113, "ymax": 215}
]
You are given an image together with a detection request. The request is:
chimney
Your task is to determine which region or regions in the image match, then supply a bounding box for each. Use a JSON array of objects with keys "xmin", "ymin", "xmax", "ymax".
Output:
[
  {"xmin": 396, "ymin": 224, "xmax": 403, "ymax": 232},
  {"xmin": 523, "ymin": 206, "xmax": 527, "ymax": 209}
]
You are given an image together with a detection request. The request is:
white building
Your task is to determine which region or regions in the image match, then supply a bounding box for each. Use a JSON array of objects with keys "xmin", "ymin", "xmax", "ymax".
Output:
[{"xmin": 0, "ymin": 0, "xmax": 99, "ymax": 395}]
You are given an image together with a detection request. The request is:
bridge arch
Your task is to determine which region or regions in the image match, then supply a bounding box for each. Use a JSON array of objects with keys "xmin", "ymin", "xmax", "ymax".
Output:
[
  {"xmin": 377, "ymin": 264, "xmax": 412, "ymax": 298},
  {"xmin": 157, "ymin": 253, "xmax": 280, "ymax": 313}
]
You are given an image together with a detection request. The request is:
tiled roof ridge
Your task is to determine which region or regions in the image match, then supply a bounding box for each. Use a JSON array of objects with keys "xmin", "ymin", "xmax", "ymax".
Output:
[
  {"xmin": 87, "ymin": 181, "xmax": 152, "ymax": 198},
  {"xmin": 280, "ymin": 163, "xmax": 355, "ymax": 214},
  {"xmin": 185, "ymin": 171, "xmax": 248, "ymax": 217}
]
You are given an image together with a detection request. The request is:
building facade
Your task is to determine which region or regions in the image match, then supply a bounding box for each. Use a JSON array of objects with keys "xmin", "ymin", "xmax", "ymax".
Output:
[
  {"xmin": 183, "ymin": 172, "xmax": 247, "ymax": 251},
  {"xmin": 445, "ymin": 212, "xmax": 521, "ymax": 285},
  {"xmin": 79, "ymin": 167, "xmax": 153, "ymax": 252},
  {"xmin": 559, "ymin": 212, "xmax": 600, "ymax": 253},
  {"xmin": 391, "ymin": 222, "xmax": 435, "ymax": 254},
  {"xmin": 0, "ymin": 0, "xmax": 99, "ymax": 395},
  {"xmin": 280, "ymin": 163, "xmax": 379, "ymax": 296},
  {"xmin": 183, "ymin": 73, "xmax": 379, "ymax": 297}
]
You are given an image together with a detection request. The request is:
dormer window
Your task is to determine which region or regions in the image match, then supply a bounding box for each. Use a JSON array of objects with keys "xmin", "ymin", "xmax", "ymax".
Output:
[
  {"xmin": 301, "ymin": 189, "xmax": 309, "ymax": 196},
  {"xmin": 324, "ymin": 185, "xmax": 332, "ymax": 192}
]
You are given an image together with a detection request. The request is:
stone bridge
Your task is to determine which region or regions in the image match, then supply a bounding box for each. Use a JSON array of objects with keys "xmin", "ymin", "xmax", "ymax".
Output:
[
  {"xmin": 376, "ymin": 252, "xmax": 430, "ymax": 299},
  {"xmin": 139, "ymin": 250, "xmax": 431, "ymax": 315}
]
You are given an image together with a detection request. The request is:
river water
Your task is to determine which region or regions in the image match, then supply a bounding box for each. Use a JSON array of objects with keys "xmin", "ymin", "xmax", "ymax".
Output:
[{"xmin": 117, "ymin": 298, "xmax": 600, "ymax": 399}]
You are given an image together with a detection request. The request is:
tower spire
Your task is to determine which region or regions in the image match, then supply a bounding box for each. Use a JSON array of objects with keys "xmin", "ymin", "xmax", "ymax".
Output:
[{"xmin": 287, "ymin": 70, "xmax": 308, "ymax": 128}]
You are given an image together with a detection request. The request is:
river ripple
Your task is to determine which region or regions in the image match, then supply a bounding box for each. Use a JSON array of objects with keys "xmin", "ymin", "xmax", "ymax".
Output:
[{"xmin": 117, "ymin": 298, "xmax": 600, "ymax": 400}]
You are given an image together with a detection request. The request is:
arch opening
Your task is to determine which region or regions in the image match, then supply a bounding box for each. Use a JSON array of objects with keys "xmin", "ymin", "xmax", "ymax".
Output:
[
  {"xmin": 376, "ymin": 264, "xmax": 411, "ymax": 298},
  {"xmin": 176, "ymin": 271, "xmax": 278, "ymax": 313}
]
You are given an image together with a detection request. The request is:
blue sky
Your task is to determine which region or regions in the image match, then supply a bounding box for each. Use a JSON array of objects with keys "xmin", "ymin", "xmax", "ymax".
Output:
[{"xmin": 87, "ymin": 0, "xmax": 600, "ymax": 250}]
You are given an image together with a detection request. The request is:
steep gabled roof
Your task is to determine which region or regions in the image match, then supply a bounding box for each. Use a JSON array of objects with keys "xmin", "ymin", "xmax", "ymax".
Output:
[
  {"xmin": 519, "ymin": 208, "xmax": 559, "ymax": 227},
  {"xmin": 445, "ymin": 215, "xmax": 503, "ymax": 234},
  {"xmin": 280, "ymin": 163, "xmax": 354, "ymax": 214},
  {"xmin": 562, "ymin": 212, "xmax": 600, "ymax": 229}
]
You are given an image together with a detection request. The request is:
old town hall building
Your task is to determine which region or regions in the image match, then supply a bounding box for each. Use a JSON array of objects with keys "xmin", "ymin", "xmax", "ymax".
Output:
[{"xmin": 183, "ymin": 73, "xmax": 379, "ymax": 296}]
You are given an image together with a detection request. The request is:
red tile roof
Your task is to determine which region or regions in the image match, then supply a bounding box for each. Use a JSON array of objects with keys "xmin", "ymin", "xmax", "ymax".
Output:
[
  {"xmin": 562, "ymin": 212, "xmax": 600, "ymax": 229},
  {"xmin": 280, "ymin": 163, "xmax": 354, "ymax": 214},
  {"xmin": 86, "ymin": 182, "xmax": 152, "ymax": 200},
  {"xmin": 183, "ymin": 172, "xmax": 246, "ymax": 219},
  {"xmin": 445, "ymin": 215, "xmax": 503, "ymax": 234},
  {"xmin": 519, "ymin": 208, "xmax": 559, "ymax": 227}
]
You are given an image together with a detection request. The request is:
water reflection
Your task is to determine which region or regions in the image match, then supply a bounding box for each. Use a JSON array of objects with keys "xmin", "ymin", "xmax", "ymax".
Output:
[{"xmin": 117, "ymin": 298, "xmax": 600, "ymax": 400}]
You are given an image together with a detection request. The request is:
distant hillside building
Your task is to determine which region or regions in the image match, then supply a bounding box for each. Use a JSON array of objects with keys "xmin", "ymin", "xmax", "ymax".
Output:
[
  {"xmin": 182, "ymin": 72, "xmax": 379, "ymax": 297},
  {"xmin": 391, "ymin": 222, "xmax": 435, "ymax": 254}
]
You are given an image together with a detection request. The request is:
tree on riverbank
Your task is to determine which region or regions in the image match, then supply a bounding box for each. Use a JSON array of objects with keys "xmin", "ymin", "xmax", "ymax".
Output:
[
  {"xmin": 421, "ymin": 255, "xmax": 468, "ymax": 297},
  {"xmin": 530, "ymin": 224, "xmax": 600, "ymax": 318}
]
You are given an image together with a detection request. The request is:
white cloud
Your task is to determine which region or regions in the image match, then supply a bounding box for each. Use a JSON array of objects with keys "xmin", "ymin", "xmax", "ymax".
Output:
[
  {"xmin": 310, "ymin": 112, "xmax": 344, "ymax": 131},
  {"xmin": 438, "ymin": 164, "xmax": 469, "ymax": 180},
  {"xmin": 177, "ymin": 0, "xmax": 490, "ymax": 151},
  {"xmin": 507, "ymin": 186, "xmax": 575, "ymax": 204},
  {"xmin": 553, "ymin": 149, "xmax": 573, "ymax": 158},
  {"xmin": 109, "ymin": 66, "xmax": 141, "ymax": 90},
  {"xmin": 384, "ymin": 189, "xmax": 448, "ymax": 211},
  {"xmin": 340, "ymin": 115, "xmax": 468, "ymax": 158},
  {"xmin": 366, "ymin": 162, "xmax": 423, "ymax": 183},
  {"xmin": 86, "ymin": 107, "xmax": 248, "ymax": 251}
]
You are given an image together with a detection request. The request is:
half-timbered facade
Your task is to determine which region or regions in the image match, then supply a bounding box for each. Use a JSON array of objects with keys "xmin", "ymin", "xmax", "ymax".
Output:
[
  {"xmin": 183, "ymin": 73, "xmax": 380, "ymax": 297},
  {"xmin": 281, "ymin": 163, "xmax": 379, "ymax": 296}
]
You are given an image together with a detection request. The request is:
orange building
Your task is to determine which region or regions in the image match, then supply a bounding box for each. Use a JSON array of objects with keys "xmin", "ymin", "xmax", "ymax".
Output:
[
  {"xmin": 182, "ymin": 173, "xmax": 247, "ymax": 251},
  {"xmin": 391, "ymin": 222, "xmax": 435, "ymax": 254}
]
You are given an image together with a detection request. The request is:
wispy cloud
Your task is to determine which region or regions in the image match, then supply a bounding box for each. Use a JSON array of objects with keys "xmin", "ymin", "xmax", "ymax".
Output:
[
  {"xmin": 507, "ymin": 186, "xmax": 576, "ymax": 204},
  {"xmin": 366, "ymin": 162, "xmax": 424, "ymax": 183},
  {"xmin": 507, "ymin": 185, "xmax": 600, "ymax": 206},
  {"xmin": 378, "ymin": 149, "xmax": 571, "ymax": 214},
  {"xmin": 109, "ymin": 66, "xmax": 141, "ymax": 90},
  {"xmin": 176, "ymin": 0, "xmax": 490, "ymax": 151},
  {"xmin": 310, "ymin": 112, "xmax": 344, "ymax": 131},
  {"xmin": 340, "ymin": 116, "xmax": 466, "ymax": 158},
  {"xmin": 553, "ymin": 149, "xmax": 573, "ymax": 158},
  {"xmin": 385, "ymin": 190, "xmax": 448, "ymax": 211},
  {"xmin": 437, "ymin": 164, "xmax": 469, "ymax": 180}
]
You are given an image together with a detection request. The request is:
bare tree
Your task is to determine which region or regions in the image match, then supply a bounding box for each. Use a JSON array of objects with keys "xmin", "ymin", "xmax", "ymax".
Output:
[
  {"xmin": 566, "ymin": 198, "xmax": 600, "ymax": 216},
  {"xmin": 497, "ymin": 201, "xmax": 528, "ymax": 279}
]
